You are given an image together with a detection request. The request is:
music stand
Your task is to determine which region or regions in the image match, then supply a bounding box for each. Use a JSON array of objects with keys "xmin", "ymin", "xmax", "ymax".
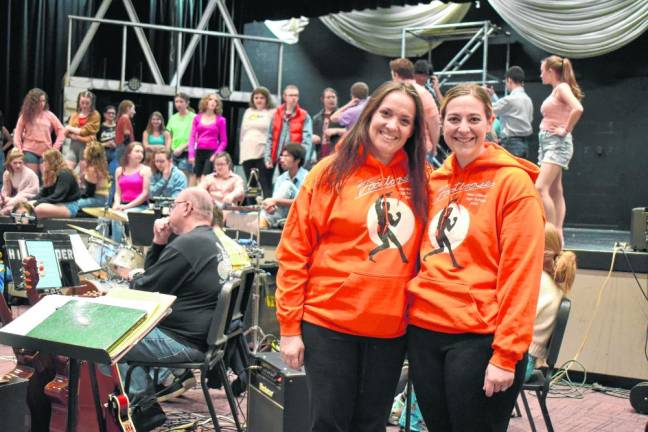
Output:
[
  {"xmin": 3, "ymin": 232, "xmax": 80, "ymax": 292},
  {"xmin": 127, "ymin": 212, "xmax": 158, "ymax": 247}
]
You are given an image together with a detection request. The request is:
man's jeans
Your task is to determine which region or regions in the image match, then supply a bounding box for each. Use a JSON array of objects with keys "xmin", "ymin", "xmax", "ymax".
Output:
[
  {"xmin": 118, "ymin": 328, "xmax": 203, "ymax": 408},
  {"xmin": 500, "ymin": 136, "xmax": 530, "ymax": 159}
]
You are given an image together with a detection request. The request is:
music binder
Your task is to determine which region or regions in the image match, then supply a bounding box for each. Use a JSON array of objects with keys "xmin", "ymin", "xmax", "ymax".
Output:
[{"xmin": 26, "ymin": 300, "xmax": 146, "ymax": 354}]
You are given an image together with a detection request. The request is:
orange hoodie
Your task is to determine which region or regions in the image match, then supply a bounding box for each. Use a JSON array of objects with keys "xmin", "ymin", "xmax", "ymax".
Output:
[
  {"xmin": 276, "ymin": 148, "xmax": 424, "ymax": 338},
  {"xmin": 407, "ymin": 143, "xmax": 544, "ymax": 371}
]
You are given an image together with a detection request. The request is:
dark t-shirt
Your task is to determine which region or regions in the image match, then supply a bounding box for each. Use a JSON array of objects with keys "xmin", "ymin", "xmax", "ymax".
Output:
[
  {"xmin": 131, "ymin": 225, "xmax": 227, "ymax": 350},
  {"xmin": 98, "ymin": 124, "xmax": 116, "ymax": 145},
  {"xmin": 35, "ymin": 169, "xmax": 81, "ymax": 204}
]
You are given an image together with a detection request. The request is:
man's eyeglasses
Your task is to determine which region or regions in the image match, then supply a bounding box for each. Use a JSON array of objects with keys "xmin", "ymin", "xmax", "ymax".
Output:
[{"xmin": 169, "ymin": 200, "xmax": 189, "ymax": 210}]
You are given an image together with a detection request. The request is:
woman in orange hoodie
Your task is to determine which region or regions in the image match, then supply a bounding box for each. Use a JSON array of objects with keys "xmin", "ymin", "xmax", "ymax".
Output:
[
  {"xmin": 407, "ymin": 83, "xmax": 545, "ymax": 432},
  {"xmin": 276, "ymin": 81, "xmax": 429, "ymax": 431}
]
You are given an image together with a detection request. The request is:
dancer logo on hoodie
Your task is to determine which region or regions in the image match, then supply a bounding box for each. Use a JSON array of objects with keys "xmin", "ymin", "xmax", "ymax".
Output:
[
  {"xmin": 367, "ymin": 195, "xmax": 414, "ymax": 263},
  {"xmin": 423, "ymin": 200, "xmax": 469, "ymax": 269}
]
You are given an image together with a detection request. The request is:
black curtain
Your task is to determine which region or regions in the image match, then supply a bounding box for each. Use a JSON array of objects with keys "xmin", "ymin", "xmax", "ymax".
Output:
[{"xmin": 0, "ymin": 0, "xmax": 241, "ymax": 132}]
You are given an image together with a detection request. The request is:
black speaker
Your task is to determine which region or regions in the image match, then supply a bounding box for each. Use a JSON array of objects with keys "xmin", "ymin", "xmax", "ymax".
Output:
[
  {"xmin": 247, "ymin": 352, "xmax": 310, "ymax": 432},
  {"xmin": 0, "ymin": 375, "xmax": 29, "ymax": 430},
  {"xmin": 630, "ymin": 382, "xmax": 648, "ymax": 414}
]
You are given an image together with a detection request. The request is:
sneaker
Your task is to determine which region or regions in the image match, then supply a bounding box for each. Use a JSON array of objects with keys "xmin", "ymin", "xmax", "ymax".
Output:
[{"xmin": 155, "ymin": 370, "xmax": 196, "ymax": 403}]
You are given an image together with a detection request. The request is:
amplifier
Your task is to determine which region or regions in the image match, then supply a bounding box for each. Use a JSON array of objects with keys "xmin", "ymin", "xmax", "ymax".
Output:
[
  {"xmin": 0, "ymin": 375, "xmax": 29, "ymax": 430},
  {"xmin": 247, "ymin": 352, "xmax": 310, "ymax": 432},
  {"xmin": 630, "ymin": 207, "xmax": 648, "ymax": 251}
]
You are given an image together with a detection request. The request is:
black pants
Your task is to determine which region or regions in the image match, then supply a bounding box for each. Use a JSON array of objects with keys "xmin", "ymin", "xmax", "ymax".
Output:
[
  {"xmin": 302, "ymin": 322, "xmax": 406, "ymax": 432},
  {"xmin": 193, "ymin": 149, "xmax": 214, "ymax": 176},
  {"xmin": 241, "ymin": 158, "xmax": 273, "ymax": 199},
  {"xmin": 407, "ymin": 326, "xmax": 526, "ymax": 432}
]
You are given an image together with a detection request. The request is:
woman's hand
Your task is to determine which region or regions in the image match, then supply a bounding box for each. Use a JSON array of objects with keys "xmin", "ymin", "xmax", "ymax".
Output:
[
  {"xmin": 483, "ymin": 363, "xmax": 515, "ymax": 397},
  {"xmin": 280, "ymin": 335, "xmax": 305, "ymax": 370},
  {"xmin": 549, "ymin": 126, "xmax": 568, "ymax": 137}
]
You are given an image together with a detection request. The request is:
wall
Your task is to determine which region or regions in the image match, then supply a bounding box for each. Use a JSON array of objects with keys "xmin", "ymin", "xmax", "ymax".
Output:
[{"xmin": 241, "ymin": 5, "xmax": 648, "ymax": 230}]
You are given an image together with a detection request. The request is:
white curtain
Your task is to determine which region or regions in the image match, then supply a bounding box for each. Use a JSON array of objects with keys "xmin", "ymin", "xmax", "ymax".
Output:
[
  {"xmin": 488, "ymin": 0, "xmax": 648, "ymax": 58},
  {"xmin": 319, "ymin": 2, "xmax": 471, "ymax": 57}
]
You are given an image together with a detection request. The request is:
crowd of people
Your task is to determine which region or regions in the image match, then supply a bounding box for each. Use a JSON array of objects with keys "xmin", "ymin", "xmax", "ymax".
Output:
[{"xmin": 0, "ymin": 53, "xmax": 584, "ymax": 431}]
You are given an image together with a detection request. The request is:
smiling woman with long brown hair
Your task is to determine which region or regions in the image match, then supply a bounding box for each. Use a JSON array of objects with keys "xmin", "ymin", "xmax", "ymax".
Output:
[{"xmin": 276, "ymin": 81, "xmax": 429, "ymax": 431}]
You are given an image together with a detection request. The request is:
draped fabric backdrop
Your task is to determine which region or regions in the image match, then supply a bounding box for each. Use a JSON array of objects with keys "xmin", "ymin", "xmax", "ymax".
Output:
[{"xmin": 488, "ymin": 0, "xmax": 648, "ymax": 59}]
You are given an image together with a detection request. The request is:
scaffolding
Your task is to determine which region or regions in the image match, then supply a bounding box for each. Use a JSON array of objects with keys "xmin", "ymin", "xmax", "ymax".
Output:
[
  {"xmin": 64, "ymin": 0, "xmax": 286, "ymax": 117},
  {"xmin": 400, "ymin": 21, "xmax": 510, "ymax": 87}
]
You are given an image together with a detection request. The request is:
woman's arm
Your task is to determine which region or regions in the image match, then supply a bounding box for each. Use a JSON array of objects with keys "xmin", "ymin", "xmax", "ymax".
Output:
[
  {"xmin": 554, "ymin": 83, "xmax": 584, "ymax": 136},
  {"xmin": 187, "ymin": 115, "xmax": 199, "ymax": 161},
  {"xmin": 216, "ymin": 116, "xmax": 227, "ymax": 153},
  {"xmin": 112, "ymin": 167, "xmax": 123, "ymax": 208},
  {"xmin": 49, "ymin": 111, "xmax": 66, "ymax": 150},
  {"xmin": 13, "ymin": 116, "xmax": 24, "ymax": 150},
  {"xmin": 1, "ymin": 171, "xmax": 11, "ymax": 199},
  {"xmin": 163, "ymin": 130, "xmax": 171, "ymax": 150}
]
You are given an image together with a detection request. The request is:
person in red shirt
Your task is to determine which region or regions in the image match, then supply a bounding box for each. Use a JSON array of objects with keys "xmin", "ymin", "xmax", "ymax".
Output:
[
  {"xmin": 406, "ymin": 83, "xmax": 545, "ymax": 431},
  {"xmin": 276, "ymin": 81, "xmax": 429, "ymax": 431}
]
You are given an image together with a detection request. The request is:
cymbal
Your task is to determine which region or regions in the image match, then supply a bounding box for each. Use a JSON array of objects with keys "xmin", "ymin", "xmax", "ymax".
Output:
[
  {"xmin": 82, "ymin": 207, "xmax": 128, "ymax": 222},
  {"xmin": 67, "ymin": 224, "xmax": 118, "ymax": 245}
]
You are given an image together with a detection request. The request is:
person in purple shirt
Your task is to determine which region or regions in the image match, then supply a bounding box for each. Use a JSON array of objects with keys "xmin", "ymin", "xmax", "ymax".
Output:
[
  {"xmin": 188, "ymin": 93, "xmax": 227, "ymax": 184},
  {"xmin": 330, "ymin": 81, "xmax": 370, "ymax": 130}
]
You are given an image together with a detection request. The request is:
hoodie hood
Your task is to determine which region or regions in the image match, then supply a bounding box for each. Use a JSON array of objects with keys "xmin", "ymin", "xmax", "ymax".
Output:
[{"xmin": 434, "ymin": 142, "xmax": 540, "ymax": 183}]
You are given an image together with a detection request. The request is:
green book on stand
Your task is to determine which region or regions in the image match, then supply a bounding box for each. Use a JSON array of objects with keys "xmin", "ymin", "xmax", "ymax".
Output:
[{"xmin": 26, "ymin": 300, "xmax": 147, "ymax": 354}]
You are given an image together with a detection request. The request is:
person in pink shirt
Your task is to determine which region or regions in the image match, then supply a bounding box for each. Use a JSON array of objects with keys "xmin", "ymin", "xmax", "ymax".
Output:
[
  {"xmin": 188, "ymin": 93, "xmax": 227, "ymax": 184},
  {"xmin": 198, "ymin": 151, "xmax": 244, "ymax": 208},
  {"xmin": 536, "ymin": 55, "xmax": 584, "ymax": 238},
  {"xmin": 0, "ymin": 149, "xmax": 39, "ymax": 215},
  {"xmin": 13, "ymin": 88, "xmax": 66, "ymax": 175}
]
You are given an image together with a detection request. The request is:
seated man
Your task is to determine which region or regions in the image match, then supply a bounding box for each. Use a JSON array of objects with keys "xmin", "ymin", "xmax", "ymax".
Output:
[
  {"xmin": 149, "ymin": 147, "xmax": 188, "ymax": 200},
  {"xmin": 260, "ymin": 143, "xmax": 308, "ymax": 228},
  {"xmin": 119, "ymin": 187, "xmax": 229, "ymax": 431},
  {"xmin": 198, "ymin": 151, "xmax": 245, "ymax": 208}
]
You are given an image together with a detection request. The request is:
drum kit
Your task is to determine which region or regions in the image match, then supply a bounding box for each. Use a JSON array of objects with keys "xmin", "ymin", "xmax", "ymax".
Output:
[{"xmin": 67, "ymin": 206, "xmax": 145, "ymax": 280}]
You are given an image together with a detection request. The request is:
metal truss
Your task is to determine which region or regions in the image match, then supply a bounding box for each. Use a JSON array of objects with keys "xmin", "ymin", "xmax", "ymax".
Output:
[
  {"xmin": 400, "ymin": 21, "xmax": 510, "ymax": 88},
  {"xmin": 64, "ymin": 0, "xmax": 286, "ymax": 111}
]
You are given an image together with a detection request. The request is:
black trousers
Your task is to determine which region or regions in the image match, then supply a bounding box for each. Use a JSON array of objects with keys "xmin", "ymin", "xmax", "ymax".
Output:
[
  {"xmin": 407, "ymin": 325, "xmax": 526, "ymax": 432},
  {"xmin": 241, "ymin": 158, "xmax": 273, "ymax": 199},
  {"xmin": 302, "ymin": 322, "xmax": 406, "ymax": 432}
]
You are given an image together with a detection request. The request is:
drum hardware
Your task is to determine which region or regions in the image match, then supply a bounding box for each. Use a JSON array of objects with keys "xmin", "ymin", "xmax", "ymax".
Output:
[
  {"xmin": 237, "ymin": 237, "xmax": 269, "ymax": 353},
  {"xmin": 245, "ymin": 168, "xmax": 264, "ymax": 202}
]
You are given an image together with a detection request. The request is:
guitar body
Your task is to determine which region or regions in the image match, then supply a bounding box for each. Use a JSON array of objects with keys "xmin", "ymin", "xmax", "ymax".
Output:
[
  {"xmin": 20, "ymin": 256, "xmax": 134, "ymax": 431},
  {"xmin": 47, "ymin": 363, "xmax": 135, "ymax": 432}
]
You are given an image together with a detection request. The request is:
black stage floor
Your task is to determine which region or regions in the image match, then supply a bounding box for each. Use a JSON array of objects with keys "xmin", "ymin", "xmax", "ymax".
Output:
[{"xmin": 563, "ymin": 227, "xmax": 647, "ymax": 273}]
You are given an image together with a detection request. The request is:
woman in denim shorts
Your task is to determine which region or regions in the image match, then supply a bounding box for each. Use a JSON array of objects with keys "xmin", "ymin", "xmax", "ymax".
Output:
[
  {"xmin": 536, "ymin": 55, "xmax": 584, "ymax": 237},
  {"xmin": 33, "ymin": 149, "xmax": 81, "ymax": 218}
]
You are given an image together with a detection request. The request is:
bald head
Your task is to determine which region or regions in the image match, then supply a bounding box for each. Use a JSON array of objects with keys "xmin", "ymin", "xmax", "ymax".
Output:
[{"xmin": 179, "ymin": 187, "xmax": 214, "ymax": 222}]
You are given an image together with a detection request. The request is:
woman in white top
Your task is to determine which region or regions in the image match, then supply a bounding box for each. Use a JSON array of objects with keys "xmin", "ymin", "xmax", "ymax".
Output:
[
  {"xmin": 0, "ymin": 149, "xmax": 39, "ymax": 215},
  {"xmin": 239, "ymin": 86, "xmax": 275, "ymax": 198}
]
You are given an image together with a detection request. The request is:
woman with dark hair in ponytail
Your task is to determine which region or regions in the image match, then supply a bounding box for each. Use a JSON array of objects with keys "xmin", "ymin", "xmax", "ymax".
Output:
[{"xmin": 536, "ymin": 55, "xmax": 584, "ymax": 238}]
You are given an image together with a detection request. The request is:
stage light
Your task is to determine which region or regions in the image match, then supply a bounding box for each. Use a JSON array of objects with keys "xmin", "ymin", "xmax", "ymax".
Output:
[{"xmin": 218, "ymin": 86, "xmax": 232, "ymax": 99}]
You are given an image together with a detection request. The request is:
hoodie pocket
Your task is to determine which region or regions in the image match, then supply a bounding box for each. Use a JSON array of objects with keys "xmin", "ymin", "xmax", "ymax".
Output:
[
  {"xmin": 309, "ymin": 272, "xmax": 410, "ymax": 337},
  {"xmin": 414, "ymin": 277, "xmax": 492, "ymax": 331}
]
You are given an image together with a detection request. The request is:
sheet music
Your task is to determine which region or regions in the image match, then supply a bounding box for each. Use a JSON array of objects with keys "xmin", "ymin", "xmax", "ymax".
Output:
[{"xmin": 69, "ymin": 234, "xmax": 102, "ymax": 273}]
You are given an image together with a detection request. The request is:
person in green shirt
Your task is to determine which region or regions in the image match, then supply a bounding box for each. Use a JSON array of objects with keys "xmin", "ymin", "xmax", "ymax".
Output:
[{"xmin": 166, "ymin": 92, "xmax": 195, "ymax": 178}]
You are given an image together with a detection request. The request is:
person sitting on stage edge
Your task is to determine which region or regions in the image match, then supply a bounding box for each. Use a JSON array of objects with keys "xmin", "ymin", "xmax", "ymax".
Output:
[
  {"xmin": 76, "ymin": 142, "xmax": 110, "ymax": 209},
  {"xmin": 198, "ymin": 151, "xmax": 244, "ymax": 208},
  {"xmin": 276, "ymin": 81, "xmax": 429, "ymax": 432},
  {"xmin": 0, "ymin": 149, "xmax": 39, "ymax": 215},
  {"xmin": 259, "ymin": 143, "xmax": 308, "ymax": 229},
  {"xmin": 149, "ymin": 147, "xmax": 187, "ymax": 201},
  {"xmin": 118, "ymin": 187, "xmax": 229, "ymax": 431},
  {"xmin": 33, "ymin": 149, "xmax": 81, "ymax": 218}
]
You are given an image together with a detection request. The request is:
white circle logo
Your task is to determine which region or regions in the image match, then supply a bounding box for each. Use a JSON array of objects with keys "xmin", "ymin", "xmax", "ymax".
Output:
[
  {"xmin": 367, "ymin": 197, "xmax": 415, "ymax": 247},
  {"xmin": 428, "ymin": 202, "xmax": 470, "ymax": 251}
]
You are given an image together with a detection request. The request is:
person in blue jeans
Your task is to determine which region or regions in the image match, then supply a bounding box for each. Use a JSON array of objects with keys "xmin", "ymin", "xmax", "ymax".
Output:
[
  {"xmin": 77, "ymin": 142, "xmax": 110, "ymax": 209},
  {"xmin": 117, "ymin": 188, "xmax": 228, "ymax": 431}
]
